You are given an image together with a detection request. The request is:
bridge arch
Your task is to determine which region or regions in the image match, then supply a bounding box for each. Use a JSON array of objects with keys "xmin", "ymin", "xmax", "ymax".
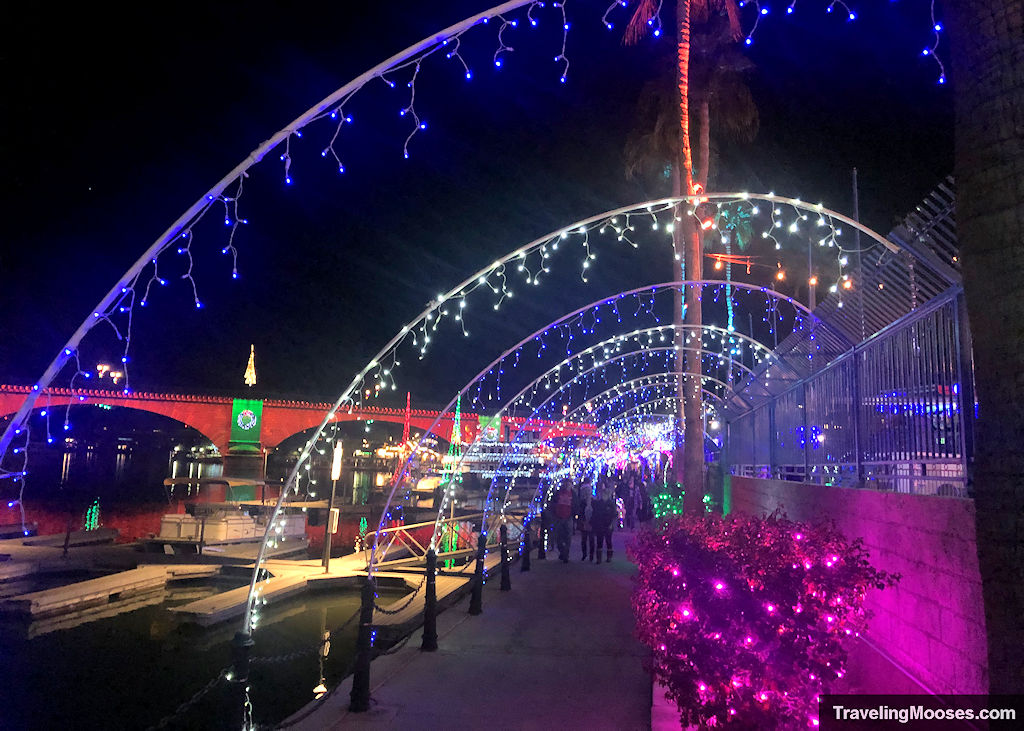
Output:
[
  {"xmin": 258, "ymin": 404, "xmax": 464, "ymax": 451},
  {"xmin": 0, "ymin": 387, "xmax": 227, "ymax": 454}
]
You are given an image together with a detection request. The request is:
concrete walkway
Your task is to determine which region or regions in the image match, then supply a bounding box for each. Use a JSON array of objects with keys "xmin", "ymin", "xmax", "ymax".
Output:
[{"xmin": 289, "ymin": 529, "xmax": 653, "ymax": 730}]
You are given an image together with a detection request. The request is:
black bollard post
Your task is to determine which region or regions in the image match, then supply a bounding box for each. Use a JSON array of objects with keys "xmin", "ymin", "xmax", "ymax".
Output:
[
  {"xmin": 499, "ymin": 524, "xmax": 512, "ymax": 591},
  {"xmin": 230, "ymin": 631, "xmax": 254, "ymax": 728},
  {"xmin": 520, "ymin": 519, "xmax": 531, "ymax": 572},
  {"xmin": 230, "ymin": 631, "xmax": 254, "ymax": 684},
  {"xmin": 349, "ymin": 577, "xmax": 375, "ymax": 712},
  {"xmin": 421, "ymin": 549, "xmax": 438, "ymax": 651},
  {"xmin": 537, "ymin": 526, "xmax": 547, "ymax": 560},
  {"xmin": 468, "ymin": 539, "xmax": 485, "ymax": 615}
]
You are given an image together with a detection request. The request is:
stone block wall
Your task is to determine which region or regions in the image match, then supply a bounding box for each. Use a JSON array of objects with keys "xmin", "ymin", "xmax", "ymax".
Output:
[{"xmin": 729, "ymin": 476, "xmax": 988, "ymax": 694}]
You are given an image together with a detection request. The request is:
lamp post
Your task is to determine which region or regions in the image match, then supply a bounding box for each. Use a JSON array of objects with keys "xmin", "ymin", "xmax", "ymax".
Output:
[{"xmin": 322, "ymin": 440, "xmax": 342, "ymax": 572}]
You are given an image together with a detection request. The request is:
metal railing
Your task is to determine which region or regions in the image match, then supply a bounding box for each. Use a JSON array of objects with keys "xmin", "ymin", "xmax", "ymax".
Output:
[
  {"xmin": 358, "ymin": 511, "xmax": 527, "ymax": 572},
  {"xmin": 728, "ymin": 289, "xmax": 972, "ymax": 497}
]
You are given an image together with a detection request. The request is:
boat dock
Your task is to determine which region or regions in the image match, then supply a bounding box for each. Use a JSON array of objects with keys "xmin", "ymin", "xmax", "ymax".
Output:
[
  {"xmin": 167, "ymin": 550, "xmax": 501, "ymax": 630},
  {"xmin": 0, "ymin": 564, "xmax": 220, "ymax": 618},
  {"xmin": 1, "ymin": 511, "xmax": 519, "ymax": 643}
]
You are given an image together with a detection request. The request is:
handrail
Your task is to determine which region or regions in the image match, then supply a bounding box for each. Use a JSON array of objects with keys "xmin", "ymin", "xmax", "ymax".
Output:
[{"xmin": 359, "ymin": 510, "xmax": 526, "ymax": 570}]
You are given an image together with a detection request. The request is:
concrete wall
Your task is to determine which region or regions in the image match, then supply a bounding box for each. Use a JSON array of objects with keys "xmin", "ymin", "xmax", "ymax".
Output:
[{"xmin": 729, "ymin": 475, "xmax": 988, "ymax": 694}]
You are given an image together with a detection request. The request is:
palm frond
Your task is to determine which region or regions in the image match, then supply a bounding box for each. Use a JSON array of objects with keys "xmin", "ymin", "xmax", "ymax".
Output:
[{"xmin": 624, "ymin": 0, "xmax": 662, "ymax": 46}]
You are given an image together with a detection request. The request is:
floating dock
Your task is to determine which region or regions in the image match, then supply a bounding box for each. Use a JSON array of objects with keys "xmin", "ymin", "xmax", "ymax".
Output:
[
  {"xmin": 168, "ymin": 550, "xmax": 502, "ymax": 629},
  {"xmin": 0, "ymin": 564, "xmax": 220, "ymax": 618}
]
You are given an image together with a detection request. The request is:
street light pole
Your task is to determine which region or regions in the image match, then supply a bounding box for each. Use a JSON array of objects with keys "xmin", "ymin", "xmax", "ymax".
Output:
[{"xmin": 323, "ymin": 440, "xmax": 343, "ymax": 572}]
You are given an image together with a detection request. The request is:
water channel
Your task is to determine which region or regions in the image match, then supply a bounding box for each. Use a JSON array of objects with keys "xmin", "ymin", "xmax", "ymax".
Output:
[{"xmin": 0, "ymin": 439, "xmax": 405, "ymax": 730}]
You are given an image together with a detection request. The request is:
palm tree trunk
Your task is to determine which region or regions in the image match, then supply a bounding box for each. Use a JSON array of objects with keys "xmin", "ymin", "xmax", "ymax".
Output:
[
  {"xmin": 682, "ymin": 96, "xmax": 709, "ymax": 513},
  {"xmin": 674, "ymin": 0, "xmax": 706, "ymax": 512},
  {"xmin": 670, "ymin": 0, "xmax": 693, "ymax": 491},
  {"xmin": 947, "ymin": 0, "xmax": 1024, "ymax": 694},
  {"xmin": 676, "ymin": 0, "xmax": 695, "ymax": 195},
  {"xmin": 672, "ymin": 164, "xmax": 686, "ymax": 491}
]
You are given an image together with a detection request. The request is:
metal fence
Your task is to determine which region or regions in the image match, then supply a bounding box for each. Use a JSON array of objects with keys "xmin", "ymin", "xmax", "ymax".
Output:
[{"xmin": 728, "ymin": 290, "xmax": 972, "ymax": 497}]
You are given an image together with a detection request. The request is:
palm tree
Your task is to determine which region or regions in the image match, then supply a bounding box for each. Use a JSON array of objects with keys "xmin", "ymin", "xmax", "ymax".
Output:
[
  {"xmin": 624, "ymin": 0, "xmax": 1024, "ymax": 693},
  {"xmin": 946, "ymin": 0, "xmax": 1024, "ymax": 693},
  {"xmin": 625, "ymin": 0, "xmax": 746, "ymax": 511}
]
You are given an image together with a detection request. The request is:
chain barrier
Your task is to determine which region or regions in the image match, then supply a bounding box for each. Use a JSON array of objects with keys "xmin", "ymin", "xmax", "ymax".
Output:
[
  {"xmin": 371, "ymin": 572, "xmax": 426, "ymax": 615},
  {"xmin": 146, "ymin": 668, "xmax": 230, "ymax": 731},
  {"xmin": 146, "ymin": 565, "xmax": 442, "ymax": 730}
]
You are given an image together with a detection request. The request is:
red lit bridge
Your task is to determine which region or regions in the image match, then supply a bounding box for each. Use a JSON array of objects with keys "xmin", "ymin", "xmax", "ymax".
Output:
[{"xmin": 0, "ymin": 385, "xmax": 596, "ymax": 457}]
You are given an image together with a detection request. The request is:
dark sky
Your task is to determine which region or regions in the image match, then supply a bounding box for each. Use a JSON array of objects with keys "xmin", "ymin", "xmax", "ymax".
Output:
[{"xmin": 0, "ymin": 1, "xmax": 952, "ymax": 408}]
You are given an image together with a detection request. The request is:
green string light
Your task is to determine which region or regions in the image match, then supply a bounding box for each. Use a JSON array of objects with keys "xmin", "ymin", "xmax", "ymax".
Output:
[
  {"xmin": 652, "ymin": 486, "xmax": 685, "ymax": 519},
  {"xmin": 438, "ymin": 396, "xmax": 463, "ymax": 567},
  {"xmin": 651, "ymin": 488, "xmax": 714, "ymax": 518},
  {"xmin": 84, "ymin": 498, "xmax": 100, "ymax": 531}
]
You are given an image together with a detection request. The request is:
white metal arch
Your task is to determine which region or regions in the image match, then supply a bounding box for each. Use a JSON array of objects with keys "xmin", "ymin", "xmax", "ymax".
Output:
[
  {"xmin": 370, "ymin": 278, "xmax": 819, "ymax": 553},
  {"xmin": 0, "ymin": 0, "xmax": 910, "ymax": 641}
]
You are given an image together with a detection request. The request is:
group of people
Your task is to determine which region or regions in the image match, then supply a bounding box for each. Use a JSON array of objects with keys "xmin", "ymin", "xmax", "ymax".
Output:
[{"xmin": 548, "ymin": 466, "xmax": 655, "ymax": 564}]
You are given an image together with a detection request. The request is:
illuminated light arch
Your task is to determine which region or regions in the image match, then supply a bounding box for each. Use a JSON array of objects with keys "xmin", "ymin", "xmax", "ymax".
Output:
[
  {"xmin": 373, "ymin": 277, "xmax": 814, "ymax": 505},
  {"xmin": 492, "ymin": 340, "xmax": 760, "ymax": 411},
  {"xmin": 483, "ymin": 374, "xmax": 731, "ymax": 520},
  {"xmin": 438, "ymin": 365, "xmax": 734, "ymax": 538},
  {"xmin": 402, "ymin": 326, "xmax": 760, "ymax": 549},
  {"xmin": 462, "ymin": 379, "xmax": 727, "ymax": 535},
  {"xmin": 375, "ymin": 279, "xmax": 821, "ymax": 562},
  {"xmin": 514, "ymin": 363, "xmax": 735, "ymax": 427},
  {"xmin": 0, "ymin": 0, "xmax": 541, "ymax": 463},
  {"xmin": 1, "ymin": 192, "xmax": 885, "ymax": 463},
  {"xmin": 0, "ymin": 2, "xmax": 914, "ymax": 639},
  {"xmin": 513, "ymin": 323, "xmax": 773, "ymax": 388},
  {"xmin": 583, "ymin": 374, "xmax": 729, "ymax": 417}
]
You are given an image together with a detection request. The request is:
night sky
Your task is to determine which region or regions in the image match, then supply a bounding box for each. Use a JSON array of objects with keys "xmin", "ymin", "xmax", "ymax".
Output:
[{"xmin": 0, "ymin": 1, "xmax": 952, "ymax": 409}]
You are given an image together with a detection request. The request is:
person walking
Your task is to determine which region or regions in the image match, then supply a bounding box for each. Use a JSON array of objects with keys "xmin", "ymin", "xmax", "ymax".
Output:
[
  {"xmin": 624, "ymin": 475, "xmax": 637, "ymax": 530},
  {"xmin": 590, "ymin": 486, "xmax": 615, "ymax": 564},
  {"xmin": 552, "ymin": 479, "xmax": 574, "ymax": 563},
  {"xmin": 577, "ymin": 484, "xmax": 593, "ymax": 560}
]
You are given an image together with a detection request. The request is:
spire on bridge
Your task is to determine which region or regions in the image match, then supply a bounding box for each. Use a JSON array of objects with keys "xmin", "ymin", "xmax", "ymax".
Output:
[{"xmin": 244, "ymin": 344, "xmax": 257, "ymax": 388}]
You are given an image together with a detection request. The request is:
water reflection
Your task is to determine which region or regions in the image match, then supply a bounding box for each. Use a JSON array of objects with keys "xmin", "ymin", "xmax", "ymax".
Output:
[
  {"xmin": 0, "ymin": 428, "xmax": 424, "ymax": 727},
  {"xmin": 60, "ymin": 451, "xmax": 72, "ymax": 483},
  {"xmin": 169, "ymin": 456, "xmax": 224, "ymax": 482},
  {"xmin": 0, "ymin": 576, "xmax": 404, "ymax": 730}
]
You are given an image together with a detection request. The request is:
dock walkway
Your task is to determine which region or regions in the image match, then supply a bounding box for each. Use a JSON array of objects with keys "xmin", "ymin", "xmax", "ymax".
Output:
[
  {"xmin": 0, "ymin": 564, "xmax": 220, "ymax": 617},
  {"xmin": 286, "ymin": 529, "xmax": 652, "ymax": 730},
  {"xmin": 168, "ymin": 548, "xmax": 502, "ymax": 628}
]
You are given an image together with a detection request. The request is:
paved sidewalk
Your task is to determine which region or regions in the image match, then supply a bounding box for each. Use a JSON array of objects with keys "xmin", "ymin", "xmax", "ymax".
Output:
[{"xmin": 289, "ymin": 529, "xmax": 652, "ymax": 730}]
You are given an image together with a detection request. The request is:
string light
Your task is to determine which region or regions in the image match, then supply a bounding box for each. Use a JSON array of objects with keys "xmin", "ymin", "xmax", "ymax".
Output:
[
  {"xmin": 631, "ymin": 511, "xmax": 897, "ymax": 727},
  {"xmin": 3, "ymin": 0, "xmax": 951, "ymax": 662}
]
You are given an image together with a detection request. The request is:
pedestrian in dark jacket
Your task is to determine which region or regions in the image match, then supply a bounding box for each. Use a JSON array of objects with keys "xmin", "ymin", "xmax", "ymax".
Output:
[
  {"xmin": 552, "ymin": 479, "xmax": 574, "ymax": 563},
  {"xmin": 577, "ymin": 484, "xmax": 593, "ymax": 560},
  {"xmin": 590, "ymin": 486, "xmax": 616, "ymax": 563}
]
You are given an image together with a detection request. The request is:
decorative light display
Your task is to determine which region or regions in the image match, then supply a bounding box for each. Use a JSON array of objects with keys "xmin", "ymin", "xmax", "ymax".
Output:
[
  {"xmin": 629, "ymin": 511, "xmax": 898, "ymax": 728},
  {"xmin": 84, "ymin": 497, "xmax": 101, "ymax": 531},
  {"xmin": 651, "ymin": 486, "xmax": 686, "ymax": 518},
  {"xmin": 608, "ymin": 0, "xmax": 948, "ymax": 84},
  {"xmin": 0, "ymin": 0, "xmax": 948, "ymax": 657},
  {"xmin": 243, "ymin": 344, "xmax": 257, "ymax": 387},
  {"xmin": 386, "ymin": 280, "xmax": 821, "ymax": 543},
  {"xmin": 434, "ymin": 395, "xmax": 464, "ymax": 563}
]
